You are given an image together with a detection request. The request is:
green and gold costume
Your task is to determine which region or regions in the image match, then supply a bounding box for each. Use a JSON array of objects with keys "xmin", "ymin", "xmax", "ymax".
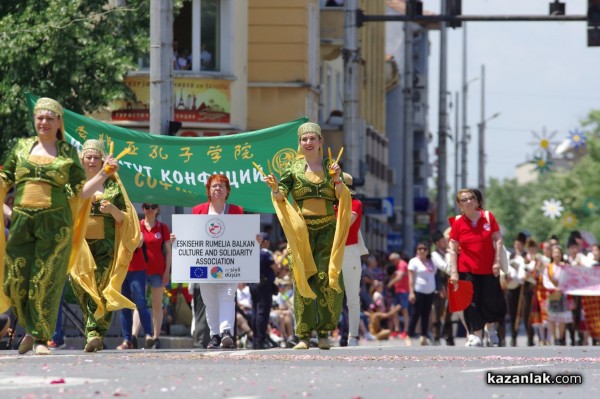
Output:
[
  {"xmin": 274, "ymin": 158, "xmax": 351, "ymax": 339},
  {"xmin": 72, "ymin": 178, "xmax": 126, "ymax": 341},
  {"xmin": 0, "ymin": 137, "xmax": 87, "ymax": 340}
]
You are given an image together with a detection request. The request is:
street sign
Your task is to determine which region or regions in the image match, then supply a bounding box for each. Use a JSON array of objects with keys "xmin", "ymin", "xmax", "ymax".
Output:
[
  {"xmin": 387, "ymin": 232, "xmax": 402, "ymax": 252},
  {"xmin": 361, "ymin": 197, "xmax": 384, "ymax": 215}
]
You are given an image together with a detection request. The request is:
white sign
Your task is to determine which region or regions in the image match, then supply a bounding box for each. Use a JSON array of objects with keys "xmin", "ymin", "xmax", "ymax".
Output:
[{"xmin": 171, "ymin": 214, "xmax": 260, "ymax": 283}]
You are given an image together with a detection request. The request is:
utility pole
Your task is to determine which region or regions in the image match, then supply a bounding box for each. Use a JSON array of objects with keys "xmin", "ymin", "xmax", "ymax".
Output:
[
  {"xmin": 477, "ymin": 64, "xmax": 500, "ymax": 198},
  {"xmin": 436, "ymin": 0, "xmax": 449, "ymax": 233},
  {"xmin": 454, "ymin": 91, "xmax": 460, "ymax": 213},
  {"xmin": 150, "ymin": 0, "xmax": 173, "ymax": 136},
  {"xmin": 460, "ymin": 23, "xmax": 468, "ymax": 189},
  {"xmin": 150, "ymin": 0, "xmax": 174, "ymax": 219},
  {"xmin": 343, "ymin": 0, "xmax": 361, "ymax": 180},
  {"xmin": 478, "ymin": 64, "xmax": 486, "ymax": 196},
  {"xmin": 402, "ymin": 15, "xmax": 414, "ymax": 254}
]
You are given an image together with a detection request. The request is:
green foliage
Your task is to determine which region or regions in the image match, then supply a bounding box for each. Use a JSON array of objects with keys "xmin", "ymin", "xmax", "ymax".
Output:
[
  {"xmin": 0, "ymin": 0, "xmax": 150, "ymax": 160},
  {"xmin": 486, "ymin": 109, "xmax": 600, "ymax": 247}
]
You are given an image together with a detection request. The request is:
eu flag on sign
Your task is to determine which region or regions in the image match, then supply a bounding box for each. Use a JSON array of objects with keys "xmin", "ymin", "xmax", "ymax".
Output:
[{"xmin": 190, "ymin": 266, "xmax": 208, "ymax": 279}]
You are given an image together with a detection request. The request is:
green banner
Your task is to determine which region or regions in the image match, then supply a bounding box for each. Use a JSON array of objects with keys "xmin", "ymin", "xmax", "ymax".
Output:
[{"xmin": 26, "ymin": 94, "xmax": 306, "ymax": 213}]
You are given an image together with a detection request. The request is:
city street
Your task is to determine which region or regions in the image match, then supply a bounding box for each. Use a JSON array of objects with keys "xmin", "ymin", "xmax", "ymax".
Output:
[{"xmin": 1, "ymin": 338, "xmax": 599, "ymax": 399}]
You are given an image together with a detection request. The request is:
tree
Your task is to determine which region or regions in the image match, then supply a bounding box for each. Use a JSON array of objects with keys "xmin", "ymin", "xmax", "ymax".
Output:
[
  {"xmin": 486, "ymin": 109, "xmax": 600, "ymax": 246},
  {"xmin": 0, "ymin": 0, "xmax": 150, "ymax": 160}
]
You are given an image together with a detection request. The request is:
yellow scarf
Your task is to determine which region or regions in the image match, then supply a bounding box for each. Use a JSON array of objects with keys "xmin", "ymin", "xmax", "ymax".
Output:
[
  {"xmin": 272, "ymin": 184, "xmax": 351, "ymax": 298},
  {"xmin": 69, "ymin": 173, "xmax": 140, "ymax": 318}
]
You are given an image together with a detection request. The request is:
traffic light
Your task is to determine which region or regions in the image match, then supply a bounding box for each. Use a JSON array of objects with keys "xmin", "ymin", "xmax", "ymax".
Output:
[
  {"xmin": 446, "ymin": 0, "xmax": 462, "ymax": 28},
  {"xmin": 589, "ymin": 0, "xmax": 600, "ymax": 46}
]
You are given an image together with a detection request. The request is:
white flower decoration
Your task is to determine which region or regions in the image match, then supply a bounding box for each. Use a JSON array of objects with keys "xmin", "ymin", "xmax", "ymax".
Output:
[{"xmin": 541, "ymin": 198, "xmax": 564, "ymax": 220}]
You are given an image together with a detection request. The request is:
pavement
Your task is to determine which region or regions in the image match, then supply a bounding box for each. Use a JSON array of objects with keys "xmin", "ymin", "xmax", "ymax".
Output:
[{"xmin": 1, "ymin": 335, "xmax": 599, "ymax": 399}]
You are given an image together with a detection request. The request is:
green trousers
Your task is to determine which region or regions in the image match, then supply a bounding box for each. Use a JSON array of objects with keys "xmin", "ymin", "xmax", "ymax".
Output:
[
  {"xmin": 4, "ymin": 207, "xmax": 72, "ymax": 341},
  {"xmin": 72, "ymin": 239, "xmax": 115, "ymax": 340},
  {"xmin": 291, "ymin": 220, "xmax": 344, "ymax": 339}
]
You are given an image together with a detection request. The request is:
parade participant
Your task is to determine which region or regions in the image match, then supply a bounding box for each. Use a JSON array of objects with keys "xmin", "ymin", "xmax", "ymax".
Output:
[
  {"xmin": 249, "ymin": 232, "xmax": 276, "ymax": 349},
  {"xmin": 337, "ymin": 173, "xmax": 367, "ymax": 347},
  {"xmin": 71, "ymin": 139, "xmax": 140, "ymax": 353},
  {"xmin": 0, "ymin": 98, "xmax": 119, "ymax": 355},
  {"xmin": 430, "ymin": 230, "xmax": 454, "ymax": 346},
  {"xmin": 117, "ymin": 233, "xmax": 154, "ymax": 350},
  {"xmin": 135, "ymin": 202, "xmax": 172, "ymax": 349},
  {"xmin": 448, "ymin": 188, "xmax": 506, "ymax": 347},
  {"xmin": 263, "ymin": 121, "xmax": 352, "ymax": 350},
  {"xmin": 543, "ymin": 245, "xmax": 573, "ymax": 345},
  {"xmin": 191, "ymin": 174, "xmax": 242, "ymax": 349},
  {"xmin": 406, "ymin": 242, "xmax": 437, "ymax": 346}
]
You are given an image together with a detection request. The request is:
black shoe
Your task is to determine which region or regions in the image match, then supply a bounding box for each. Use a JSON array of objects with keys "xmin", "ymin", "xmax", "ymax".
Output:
[
  {"xmin": 144, "ymin": 337, "xmax": 156, "ymax": 349},
  {"xmin": 131, "ymin": 336, "xmax": 138, "ymax": 349},
  {"xmin": 221, "ymin": 330, "xmax": 234, "ymax": 349},
  {"xmin": 253, "ymin": 340, "xmax": 267, "ymax": 350},
  {"xmin": 446, "ymin": 337, "xmax": 455, "ymax": 346},
  {"xmin": 154, "ymin": 338, "xmax": 161, "ymax": 349},
  {"xmin": 207, "ymin": 335, "xmax": 221, "ymax": 349},
  {"xmin": 339, "ymin": 336, "xmax": 348, "ymax": 347},
  {"xmin": 0, "ymin": 315, "xmax": 9, "ymax": 339}
]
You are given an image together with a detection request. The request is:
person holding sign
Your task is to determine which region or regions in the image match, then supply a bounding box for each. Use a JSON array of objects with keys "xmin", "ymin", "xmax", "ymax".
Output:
[
  {"xmin": 191, "ymin": 174, "xmax": 243, "ymax": 349},
  {"xmin": 0, "ymin": 98, "xmax": 119, "ymax": 355},
  {"xmin": 70, "ymin": 139, "xmax": 140, "ymax": 353},
  {"xmin": 262, "ymin": 121, "xmax": 352, "ymax": 350}
]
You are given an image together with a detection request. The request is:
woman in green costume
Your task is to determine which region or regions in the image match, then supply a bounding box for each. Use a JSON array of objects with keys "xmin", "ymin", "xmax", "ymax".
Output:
[
  {"xmin": 263, "ymin": 122, "xmax": 352, "ymax": 350},
  {"xmin": 0, "ymin": 98, "xmax": 119, "ymax": 355},
  {"xmin": 71, "ymin": 139, "xmax": 136, "ymax": 353}
]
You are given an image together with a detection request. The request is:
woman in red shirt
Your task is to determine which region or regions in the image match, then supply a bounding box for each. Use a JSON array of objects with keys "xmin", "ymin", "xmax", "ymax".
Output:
[
  {"xmin": 138, "ymin": 203, "xmax": 172, "ymax": 349},
  {"xmin": 448, "ymin": 189, "xmax": 506, "ymax": 347}
]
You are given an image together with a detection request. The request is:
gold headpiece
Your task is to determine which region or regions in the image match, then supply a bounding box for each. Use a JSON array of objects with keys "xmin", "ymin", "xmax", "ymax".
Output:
[
  {"xmin": 297, "ymin": 122, "xmax": 321, "ymax": 138},
  {"xmin": 296, "ymin": 122, "xmax": 323, "ymax": 159},
  {"xmin": 33, "ymin": 97, "xmax": 63, "ymax": 117},
  {"xmin": 81, "ymin": 139, "xmax": 106, "ymax": 159}
]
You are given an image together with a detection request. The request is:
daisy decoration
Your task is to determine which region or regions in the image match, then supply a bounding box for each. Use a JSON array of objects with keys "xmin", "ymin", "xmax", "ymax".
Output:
[{"xmin": 541, "ymin": 198, "xmax": 564, "ymax": 220}]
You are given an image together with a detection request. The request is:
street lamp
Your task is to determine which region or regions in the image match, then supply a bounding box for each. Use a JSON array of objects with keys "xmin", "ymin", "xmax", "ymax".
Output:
[
  {"xmin": 460, "ymin": 76, "xmax": 479, "ymax": 189},
  {"xmin": 477, "ymin": 112, "xmax": 500, "ymax": 196}
]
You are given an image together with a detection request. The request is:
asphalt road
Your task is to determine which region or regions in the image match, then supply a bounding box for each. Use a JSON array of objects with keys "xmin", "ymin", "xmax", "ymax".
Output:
[{"xmin": 1, "ymin": 339, "xmax": 599, "ymax": 399}]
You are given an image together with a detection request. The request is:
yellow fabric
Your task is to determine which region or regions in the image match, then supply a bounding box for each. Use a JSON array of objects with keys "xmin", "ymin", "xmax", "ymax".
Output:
[
  {"xmin": 69, "ymin": 173, "xmax": 139, "ymax": 319},
  {"xmin": 327, "ymin": 184, "xmax": 351, "ymax": 293},
  {"xmin": 68, "ymin": 195, "xmax": 102, "ymax": 315},
  {"xmin": 272, "ymin": 197, "xmax": 318, "ymax": 299},
  {"xmin": 101, "ymin": 173, "xmax": 140, "ymax": 314},
  {"xmin": 0, "ymin": 184, "xmax": 9, "ymax": 313},
  {"xmin": 21, "ymin": 181, "xmax": 52, "ymax": 208},
  {"xmin": 85, "ymin": 216, "xmax": 105, "ymax": 240},
  {"xmin": 271, "ymin": 183, "xmax": 351, "ymax": 298}
]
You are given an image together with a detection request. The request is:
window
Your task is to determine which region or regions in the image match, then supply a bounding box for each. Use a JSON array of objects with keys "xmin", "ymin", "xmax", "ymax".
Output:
[
  {"xmin": 174, "ymin": 0, "xmax": 220, "ymax": 72},
  {"xmin": 139, "ymin": 0, "xmax": 222, "ymax": 72}
]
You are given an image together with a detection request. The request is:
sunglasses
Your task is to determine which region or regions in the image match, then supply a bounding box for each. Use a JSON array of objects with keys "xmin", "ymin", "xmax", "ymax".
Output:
[
  {"xmin": 459, "ymin": 196, "xmax": 476, "ymax": 203},
  {"xmin": 417, "ymin": 247, "xmax": 428, "ymax": 251},
  {"xmin": 143, "ymin": 204, "xmax": 158, "ymax": 210}
]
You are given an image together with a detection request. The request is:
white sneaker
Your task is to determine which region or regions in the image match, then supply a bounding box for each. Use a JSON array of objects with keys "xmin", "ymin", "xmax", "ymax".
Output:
[
  {"xmin": 466, "ymin": 334, "xmax": 483, "ymax": 347},
  {"xmin": 485, "ymin": 326, "xmax": 499, "ymax": 347},
  {"xmin": 365, "ymin": 332, "xmax": 376, "ymax": 341},
  {"xmin": 348, "ymin": 337, "xmax": 359, "ymax": 347}
]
